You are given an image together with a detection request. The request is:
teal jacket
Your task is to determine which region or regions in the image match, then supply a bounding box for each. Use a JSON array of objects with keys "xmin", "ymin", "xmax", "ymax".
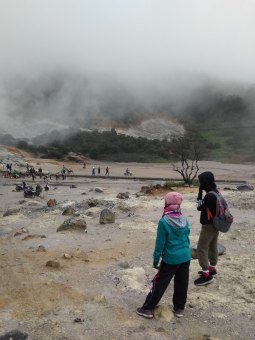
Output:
[{"xmin": 153, "ymin": 212, "xmax": 191, "ymax": 265}]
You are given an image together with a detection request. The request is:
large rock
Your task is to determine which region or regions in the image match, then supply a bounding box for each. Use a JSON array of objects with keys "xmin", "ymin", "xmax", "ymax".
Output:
[
  {"xmin": 62, "ymin": 207, "xmax": 77, "ymax": 216},
  {"xmin": 236, "ymin": 184, "xmax": 254, "ymax": 191},
  {"xmin": 87, "ymin": 198, "xmax": 99, "ymax": 207},
  {"xmin": 46, "ymin": 260, "xmax": 61, "ymax": 269},
  {"xmin": 3, "ymin": 208, "xmax": 20, "ymax": 217},
  {"xmin": 99, "ymin": 209, "xmax": 115, "ymax": 224},
  {"xmin": 57, "ymin": 218, "xmax": 87, "ymax": 232},
  {"xmin": 116, "ymin": 192, "xmax": 130, "ymax": 199},
  {"xmin": 47, "ymin": 199, "xmax": 57, "ymax": 207},
  {"xmin": 140, "ymin": 186, "xmax": 152, "ymax": 193},
  {"xmin": 0, "ymin": 330, "xmax": 28, "ymax": 340},
  {"xmin": 95, "ymin": 187, "xmax": 104, "ymax": 193},
  {"xmin": 190, "ymin": 243, "xmax": 226, "ymax": 259}
]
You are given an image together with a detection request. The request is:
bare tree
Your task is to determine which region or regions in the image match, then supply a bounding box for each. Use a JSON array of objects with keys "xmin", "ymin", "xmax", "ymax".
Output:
[{"xmin": 170, "ymin": 133, "xmax": 206, "ymax": 185}]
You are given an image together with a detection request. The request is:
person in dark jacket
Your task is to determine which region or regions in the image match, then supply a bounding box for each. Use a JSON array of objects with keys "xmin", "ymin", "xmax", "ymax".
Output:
[
  {"xmin": 136, "ymin": 192, "xmax": 191, "ymax": 319},
  {"xmin": 194, "ymin": 171, "xmax": 219, "ymax": 286}
]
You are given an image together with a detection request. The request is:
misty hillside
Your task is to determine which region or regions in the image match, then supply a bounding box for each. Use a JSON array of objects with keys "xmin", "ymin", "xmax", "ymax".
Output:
[
  {"xmin": 0, "ymin": 73, "xmax": 254, "ymax": 163},
  {"xmin": 0, "ymin": 2, "xmax": 255, "ymax": 164}
]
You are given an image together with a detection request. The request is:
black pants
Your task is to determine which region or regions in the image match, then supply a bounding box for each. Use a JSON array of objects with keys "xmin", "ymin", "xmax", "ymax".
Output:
[{"xmin": 142, "ymin": 260, "xmax": 190, "ymax": 310}]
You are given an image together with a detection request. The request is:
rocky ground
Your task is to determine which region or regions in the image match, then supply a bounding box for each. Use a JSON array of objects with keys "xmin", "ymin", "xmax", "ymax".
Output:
[{"xmin": 0, "ymin": 146, "xmax": 255, "ymax": 340}]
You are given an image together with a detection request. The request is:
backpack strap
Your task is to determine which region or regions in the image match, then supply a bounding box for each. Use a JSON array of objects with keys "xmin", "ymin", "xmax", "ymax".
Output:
[
  {"xmin": 208, "ymin": 190, "xmax": 220, "ymax": 198},
  {"xmin": 207, "ymin": 207, "xmax": 213, "ymax": 221},
  {"xmin": 207, "ymin": 190, "xmax": 220, "ymax": 218}
]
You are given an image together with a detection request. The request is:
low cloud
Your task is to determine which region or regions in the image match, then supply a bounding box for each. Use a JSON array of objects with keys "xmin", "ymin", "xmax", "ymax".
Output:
[{"xmin": 0, "ymin": 1, "xmax": 254, "ymax": 137}]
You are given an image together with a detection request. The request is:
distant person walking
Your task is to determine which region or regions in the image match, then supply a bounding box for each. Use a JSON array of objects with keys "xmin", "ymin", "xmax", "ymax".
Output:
[
  {"xmin": 62, "ymin": 168, "xmax": 66, "ymax": 180},
  {"xmin": 6, "ymin": 163, "xmax": 12, "ymax": 174},
  {"xmin": 98, "ymin": 166, "xmax": 101, "ymax": 175},
  {"xmin": 136, "ymin": 192, "xmax": 191, "ymax": 319},
  {"xmin": 105, "ymin": 166, "xmax": 109, "ymax": 176},
  {"xmin": 194, "ymin": 171, "xmax": 219, "ymax": 286},
  {"xmin": 38, "ymin": 167, "xmax": 43, "ymax": 179}
]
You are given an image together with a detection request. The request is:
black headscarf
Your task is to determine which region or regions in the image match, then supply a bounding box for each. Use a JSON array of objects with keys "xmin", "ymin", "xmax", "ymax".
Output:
[{"xmin": 198, "ymin": 171, "xmax": 217, "ymax": 195}]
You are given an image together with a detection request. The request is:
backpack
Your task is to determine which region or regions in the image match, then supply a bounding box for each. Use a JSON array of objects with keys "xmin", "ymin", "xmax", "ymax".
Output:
[{"xmin": 207, "ymin": 191, "xmax": 233, "ymax": 233}]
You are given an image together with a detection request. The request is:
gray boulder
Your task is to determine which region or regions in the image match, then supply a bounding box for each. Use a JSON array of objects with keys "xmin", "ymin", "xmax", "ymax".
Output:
[
  {"xmin": 0, "ymin": 330, "xmax": 28, "ymax": 340},
  {"xmin": 191, "ymin": 243, "xmax": 226, "ymax": 259},
  {"xmin": 116, "ymin": 192, "xmax": 130, "ymax": 199},
  {"xmin": 57, "ymin": 218, "xmax": 87, "ymax": 232},
  {"xmin": 62, "ymin": 207, "xmax": 77, "ymax": 216},
  {"xmin": 87, "ymin": 198, "xmax": 99, "ymax": 207},
  {"xmin": 236, "ymin": 184, "xmax": 254, "ymax": 191},
  {"xmin": 99, "ymin": 209, "xmax": 115, "ymax": 224},
  {"xmin": 95, "ymin": 187, "xmax": 104, "ymax": 193}
]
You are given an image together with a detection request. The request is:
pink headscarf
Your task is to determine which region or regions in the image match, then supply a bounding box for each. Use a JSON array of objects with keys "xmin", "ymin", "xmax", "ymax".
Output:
[{"xmin": 163, "ymin": 191, "xmax": 183, "ymax": 215}]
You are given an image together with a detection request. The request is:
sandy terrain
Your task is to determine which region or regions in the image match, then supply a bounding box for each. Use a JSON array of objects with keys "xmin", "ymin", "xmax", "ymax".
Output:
[{"xmin": 0, "ymin": 146, "xmax": 254, "ymax": 340}]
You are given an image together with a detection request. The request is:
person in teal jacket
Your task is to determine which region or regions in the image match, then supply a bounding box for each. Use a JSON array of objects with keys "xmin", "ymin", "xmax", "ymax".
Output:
[{"xmin": 136, "ymin": 191, "xmax": 191, "ymax": 319}]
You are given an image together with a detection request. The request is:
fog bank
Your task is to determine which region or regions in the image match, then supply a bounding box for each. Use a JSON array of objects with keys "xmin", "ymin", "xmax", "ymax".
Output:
[{"xmin": 0, "ymin": 1, "xmax": 255, "ymax": 137}]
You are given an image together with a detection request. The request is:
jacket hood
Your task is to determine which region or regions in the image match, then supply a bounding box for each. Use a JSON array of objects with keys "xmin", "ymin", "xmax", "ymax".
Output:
[
  {"xmin": 198, "ymin": 171, "xmax": 216, "ymax": 192},
  {"xmin": 163, "ymin": 213, "xmax": 187, "ymax": 233}
]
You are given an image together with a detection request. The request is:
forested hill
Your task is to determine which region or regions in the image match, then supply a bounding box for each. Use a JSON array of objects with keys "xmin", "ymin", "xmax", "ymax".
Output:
[
  {"xmin": 1, "ymin": 84, "xmax": 255, "ymax": 163},
  {"xmin": 179, "ymin": 92, "xmax": 255, "ymax": 163}
]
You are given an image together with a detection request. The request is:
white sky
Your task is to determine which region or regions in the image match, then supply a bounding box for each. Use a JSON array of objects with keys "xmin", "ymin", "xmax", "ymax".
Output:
[{"xmin": 0, "ymin": 0, "xmax": 255, "ymax": 83}]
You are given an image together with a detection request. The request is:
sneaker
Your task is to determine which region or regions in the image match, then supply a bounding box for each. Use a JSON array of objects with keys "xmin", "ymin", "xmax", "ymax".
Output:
[
  {"xmin": 173, "ymin": 308, "xmax": 184, "ymax": 318},
  {"xmin": 194, "ymin": 274, "xmax": 214, "ymax": 286},
  {"xmin": 198, "ymin": 269, "xmax": 217, "ymax": 277},
  {"xmin": 136, "ymin": 307, "xmax": 154, "ymax": 319}
]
